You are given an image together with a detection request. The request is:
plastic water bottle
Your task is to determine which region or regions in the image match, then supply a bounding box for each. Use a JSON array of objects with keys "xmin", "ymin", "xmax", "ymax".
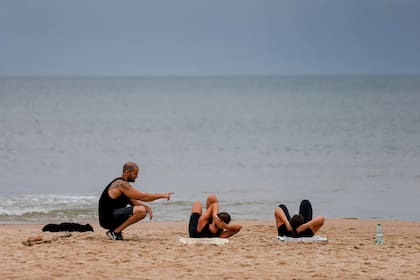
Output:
[{"xmin": 375, "ymin": 223, "xmax": 383, "ymax": 245}]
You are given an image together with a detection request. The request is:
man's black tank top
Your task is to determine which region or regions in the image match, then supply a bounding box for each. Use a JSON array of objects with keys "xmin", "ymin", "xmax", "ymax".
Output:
[{"xmin": 98, "ymin": 177, "xmax": 130, "ymax": 229}]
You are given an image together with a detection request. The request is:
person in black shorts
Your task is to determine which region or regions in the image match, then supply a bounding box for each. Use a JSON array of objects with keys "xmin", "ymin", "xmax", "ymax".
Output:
[
  {"xmin": 98, "ymin": 162, "xmax": 174, "ymax": 240},
  {"xmin": 188, "ymin": 194, "xmax": 242, "ymax": 238},
  {"xmin": 274, "ymin": 199, "xmax": 325, "ymax": 237}
]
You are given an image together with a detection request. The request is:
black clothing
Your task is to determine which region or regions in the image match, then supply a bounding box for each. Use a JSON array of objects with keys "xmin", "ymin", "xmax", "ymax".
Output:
[
  {"xmin": 277, "ymin": 200, "xmax": 314, "ymax": 237},
  {"xmin": 189, "ymin": 212, "xmax": 222, "ymax": 238},
  {"xmin": 42, "ymin": 223, "xmax": 94, "ymax": 232},
  {"xmin": 110, "ymin": 206, "xmax": 134, "ymax": 230},
  {"xmin": 98, "ymin": 177, "xmax": 131, "ymax": 230}
]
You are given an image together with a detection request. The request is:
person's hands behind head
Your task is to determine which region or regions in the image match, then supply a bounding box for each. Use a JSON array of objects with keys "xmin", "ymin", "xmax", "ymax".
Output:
[
  {"xmin": 290, "ymin": 214, "xmax": 304, "ymax": 230},
  {"xmin": 214, "ymin": 217, "xmax": 224, "ymax": 229},
  {"xmin": 213, "ymin": 212, "xmax": 221, "ymax": 222}
]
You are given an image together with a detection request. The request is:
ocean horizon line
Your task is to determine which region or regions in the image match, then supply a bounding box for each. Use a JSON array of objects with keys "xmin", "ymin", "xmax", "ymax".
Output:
[{"xmin": 1, "ymin": 73, "xmax": 420, "ymax": 80}]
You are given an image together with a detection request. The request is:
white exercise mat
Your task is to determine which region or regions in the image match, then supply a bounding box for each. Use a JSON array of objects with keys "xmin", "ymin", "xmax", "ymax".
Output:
[
  {"xmin": 179, "ymin": 237, "xmax": 229, "ymax": 245},
  {"xmin": 277, "ymin": 235, "xmax": 328, "ymax": 243}
]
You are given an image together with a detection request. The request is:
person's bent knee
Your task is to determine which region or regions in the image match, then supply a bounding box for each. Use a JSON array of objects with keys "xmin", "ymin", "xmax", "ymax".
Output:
[
  {"xmin": 207, "ymin": 194, "xmax": 218, "ymax": 203},
  {"xmin": 278, "ymin": 204, "xmax": 288, "ymax": 213},
  {"xmin": 206, "ymin": 194, "xmax": 218, "ymax": 208},
  {"xmin": 132, "ymin": 205, "xmax": 147, "ymax": 219},
  {"xmin": 274, "ymin": 207, "xmax": 282, "ymax": 216},
  {"xmin": 192, "ymin": 201, "xmax": 202, "ymax": 207},
  {"xmin": 191, "ymin": 201, "xmax": 202, "ymax": 213}
]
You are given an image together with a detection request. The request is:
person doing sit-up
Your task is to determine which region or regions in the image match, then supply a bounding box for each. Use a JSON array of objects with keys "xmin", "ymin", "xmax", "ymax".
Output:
[
  {"xmin": 274, "ymin": 199, "xmax": 325, "ymax": 237},
  {"xmin": 189, "ymin": 194, "xmax": 242, "ymax": 238}
]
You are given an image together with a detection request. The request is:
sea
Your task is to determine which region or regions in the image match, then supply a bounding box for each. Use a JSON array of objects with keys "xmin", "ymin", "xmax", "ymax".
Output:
[{"xmin": 1, "ymin": 75, "xmax": 419, "ymax": 224}]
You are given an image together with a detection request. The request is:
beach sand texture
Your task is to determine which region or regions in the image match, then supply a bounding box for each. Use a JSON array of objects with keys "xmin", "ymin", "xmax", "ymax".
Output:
[{"xmin": 1, "ymin": 219, "xmax": 419, "ymax": 279}]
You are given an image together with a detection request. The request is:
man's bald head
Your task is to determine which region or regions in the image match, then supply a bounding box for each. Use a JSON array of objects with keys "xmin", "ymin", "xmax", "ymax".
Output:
[
  {"xmin": 123, "ymin": 162, "xmax": 139, "ymax": 173},
  {"xmin": 121, "ymin": 162, "xmax": 139, "ymax": 183}
]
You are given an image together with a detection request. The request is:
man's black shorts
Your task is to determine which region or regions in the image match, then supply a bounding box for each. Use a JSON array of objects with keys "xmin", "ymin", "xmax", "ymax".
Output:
[
  {"xmin": 188, "ymin": 212, "xmax": 201, "ymax": 238},
  {"xmin": 111, "ymin": 207, "xmax": 133, "ymax": 230}
]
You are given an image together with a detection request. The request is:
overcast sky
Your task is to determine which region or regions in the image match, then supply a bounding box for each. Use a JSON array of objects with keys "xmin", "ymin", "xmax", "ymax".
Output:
[{"xmin": 1, "ymin": 0, "xmax": 419, "ymax": 76}]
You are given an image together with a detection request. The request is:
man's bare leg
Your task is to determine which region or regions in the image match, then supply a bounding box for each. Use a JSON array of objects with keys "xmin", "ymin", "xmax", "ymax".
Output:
[
  {"xmin": 114, "ymin": 205, "xmax": 147, "ymax": 233},
  {"xmin": 206, "ymin": 194, "xmax": 218, "ymax": 209},
  {"xmin": 191, "ymin": 201, "xmax": 203, "ymax": 215}
]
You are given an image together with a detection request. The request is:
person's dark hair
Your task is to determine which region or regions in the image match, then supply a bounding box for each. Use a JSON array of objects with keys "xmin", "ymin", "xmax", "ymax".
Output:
[
  {"xmin": 217, "ymin": 212, "xmax": 231, "ymax": 224},
  {"xmin": 290, "ymin": 214, "xmax": 304, "ymax": 230}
]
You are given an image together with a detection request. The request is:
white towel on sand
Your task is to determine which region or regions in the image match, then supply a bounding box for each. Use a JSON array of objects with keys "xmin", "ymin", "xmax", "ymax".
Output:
[
  {"xmin": 179, "ymin": 237, "xmax": 229, "ymax": 245},
  {"xmin": 277, "ymin": 235, "xmax": 328, "ymax": 243}
]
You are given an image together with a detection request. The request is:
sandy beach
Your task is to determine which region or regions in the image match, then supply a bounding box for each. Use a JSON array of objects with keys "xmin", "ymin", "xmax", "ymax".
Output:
[{"xmin": 1, "ymin": 219, "xmax": 419, "ymax": 279}]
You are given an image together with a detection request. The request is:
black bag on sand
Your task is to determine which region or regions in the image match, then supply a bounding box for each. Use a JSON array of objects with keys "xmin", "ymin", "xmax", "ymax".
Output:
[{"xmin": 42, "ymin": 223, "xmax": 94, "ymax": 232}]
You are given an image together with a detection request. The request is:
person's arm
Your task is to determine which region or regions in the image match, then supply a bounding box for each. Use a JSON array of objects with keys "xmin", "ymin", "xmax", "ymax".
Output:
[
  {"xmin": 296, "ymin": 216, "xmax": 325, "ymax": 234},
  {"xmin": 119, "ymin": 182, "xmax": 174, "ymax": 202},
  {"xmin": 130, "ymin": 199, "xmax": 153, "ymax": 220},
  {"xmin": 218, "ymin": 222, "xmax": 242, "ymax": 238},
  {"xmin": 274, "ymin": 207, "xmax": 293, "ymax": 232},
  {"xmin": 197, "ymin": 203, "xmax": 219, "ymax": 232}
]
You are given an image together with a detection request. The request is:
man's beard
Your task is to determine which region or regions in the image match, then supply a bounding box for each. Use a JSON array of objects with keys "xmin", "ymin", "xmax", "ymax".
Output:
[{"xmin": 128, "ymin": 178, "xmax": 136, "ymax": 183}]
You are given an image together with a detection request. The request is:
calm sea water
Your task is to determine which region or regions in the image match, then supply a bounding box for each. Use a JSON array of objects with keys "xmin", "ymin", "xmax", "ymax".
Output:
[{"xmin": 1, "ymin": 76, "xmax": 419, "ymax": 223}]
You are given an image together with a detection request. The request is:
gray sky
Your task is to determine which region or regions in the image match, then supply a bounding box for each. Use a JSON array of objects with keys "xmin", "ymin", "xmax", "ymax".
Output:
[{"xmin": 1, "ymin": 0, "xmax": 419, "ymax": 76}]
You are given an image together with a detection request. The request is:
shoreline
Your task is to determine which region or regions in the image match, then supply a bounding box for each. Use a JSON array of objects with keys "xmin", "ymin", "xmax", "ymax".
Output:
[
  {"xmin": 1, "ymin": 219, "xmax": 419, "ymax": 279},
  {"xmin": 2, "ymin": 215, "xmax": 420, "ymax": 225}
]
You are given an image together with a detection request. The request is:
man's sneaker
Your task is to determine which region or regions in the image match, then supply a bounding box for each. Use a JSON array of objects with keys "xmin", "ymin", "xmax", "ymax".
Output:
[
  {"xmin": 106, "ymin": 230, "xmax": 117, "ymax": 240},
  {"xmin": 107, "ymin": 230, "xmax": 124, "ymax": 240},
  {"xmin": 115, "ymin": 232, "xmax": 124, "ymax": 240}
]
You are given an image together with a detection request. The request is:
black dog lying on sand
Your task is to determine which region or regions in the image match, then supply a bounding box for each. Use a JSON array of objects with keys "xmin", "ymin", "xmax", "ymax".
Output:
[{"xmin": 42, "ymin": 223, "xmax": 94, "ymax": 232}]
